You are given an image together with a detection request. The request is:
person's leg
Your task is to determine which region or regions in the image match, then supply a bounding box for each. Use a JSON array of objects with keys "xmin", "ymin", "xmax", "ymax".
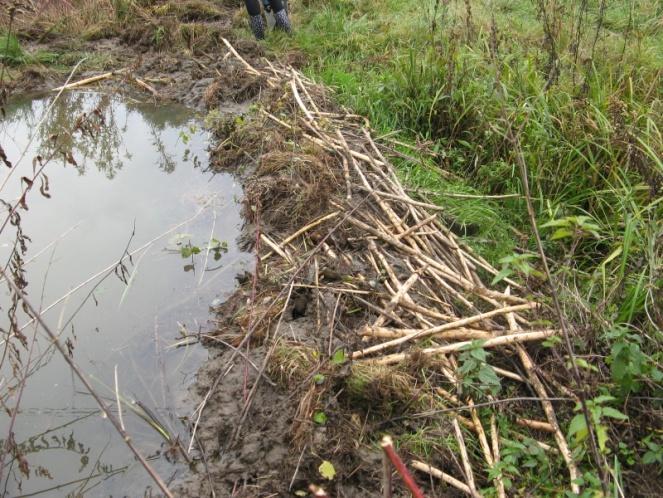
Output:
[
  {"xmin": 268, "ymin": 0, "xmax": 292, "ymax": 33},
  {"xmin": 245, "ymin": 0, "xmax": 261, "ymax": 15},
  {"xmin": 244, "ymin": 0, "xmax": 265, "ymax": 39},
  {"xmin": 268, "ymin": 0, "xmax": 285, "ymax": 11}
]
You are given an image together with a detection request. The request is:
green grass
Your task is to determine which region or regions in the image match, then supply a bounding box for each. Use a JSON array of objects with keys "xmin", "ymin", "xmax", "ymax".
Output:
[
  {"xmin": 0, "ymin": 32, "xmax": 28, "ymax": 65},
  {"xmin": 262, "ymin": 0, "xmax": 663, "ymax": 494}
]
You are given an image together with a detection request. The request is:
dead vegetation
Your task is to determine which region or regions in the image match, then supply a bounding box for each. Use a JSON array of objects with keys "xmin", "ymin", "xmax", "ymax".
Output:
[
  {"xmin": 194, "ymin": 40, "xmax": 586, "ymax": 496},
  {"xmin": 3, "ymin": 0, "xmax": 238, "ymax": 51}
]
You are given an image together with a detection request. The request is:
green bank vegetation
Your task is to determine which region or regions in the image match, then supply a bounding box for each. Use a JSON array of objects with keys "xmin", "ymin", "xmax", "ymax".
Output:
[
  {"xmin": 1, "ymin": 0, "xmax": 661, "ymax": 495},
  {"xmin": 267, "ymin": 0, "xmax": 662, "ymax": 495}
]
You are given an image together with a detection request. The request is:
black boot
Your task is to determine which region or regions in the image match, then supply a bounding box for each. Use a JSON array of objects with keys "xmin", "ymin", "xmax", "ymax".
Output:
[
  {"xmin": 273, "ymin": 8, "xmax": 292, "ymax": 34},
  {"xmin": 249, "ymin": 14, "xmax": 265, "ymax": 39}
]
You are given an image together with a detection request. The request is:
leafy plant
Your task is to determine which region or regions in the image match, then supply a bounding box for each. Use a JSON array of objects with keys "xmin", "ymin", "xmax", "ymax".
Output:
[
  {"xmin": 0, "ymin": 32, "xmax": 27, "ymax": 65},
  {"xmin": 490, "ymin": 437, "xmax": 550, "ymax": 490},
  {"xmin": 331, "ymin": 349, "xmax": 346, "ymax": 365},
  {"xmin": 541, "ymin": 215, "xmax": 602, "ymax": 242},
  {"xmin": 312, "ymin": 410, "xmax": 327, "ymax": 425},
  {"xmin": 458, "ymin": 342, "xmax": 501, "ymax": 396},
  {"xmin": 180, "ymin": 242, "xmax": 201, "ymax": 259},
  {"xmin": 604, "ymin": 325, "xmax": 662, "ymax": 395},
  {"xmin": 209, "ymin": 238, "xmax": 228, "ymax": 261},
  {"xmin": 641, "ymin": 435, "xmax": 663, "ymax": 466},
  {"xmin": 567, "ymin": 395, "xmax": 628, "ymax": 454},
  {"xmin": 492, "ymin": 252, "xmax": 544, "ymax": 285}
]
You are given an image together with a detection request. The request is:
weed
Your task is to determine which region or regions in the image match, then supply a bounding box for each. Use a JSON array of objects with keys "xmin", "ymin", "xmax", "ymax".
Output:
[{"xmin": 0, "ymin": 32, "xmax": 26, "ymax": 65}]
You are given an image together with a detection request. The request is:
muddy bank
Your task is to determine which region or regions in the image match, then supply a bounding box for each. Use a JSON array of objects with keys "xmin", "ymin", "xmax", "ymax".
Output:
[
  {"xmin": 7, "ymin": 19, "xmax": 373, "ymax": 496},
  {"xmin": 173, "ymin": 44, "xmax": 565, "ymax": 497},
  {"xmin": 4, "ymin": 6, "xmax": 570, "ymax": 497}
]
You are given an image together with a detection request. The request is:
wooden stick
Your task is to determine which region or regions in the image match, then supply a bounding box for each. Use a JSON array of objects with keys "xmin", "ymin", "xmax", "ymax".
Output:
[
  {"xmin": 335, "ymin": 129, "xmax": 354, "ymax": 201},
  {"xmin": 261, "ymin": 211, "xmax": 340, "ymax": 261},
  {"xmin": 343, "ymin": 212, "xmax": 484, "ymax": 291},
  {"xmin": 493, "ymin": 366, "xmax": 527, "ymax": 383},
  {"xmin": 290, "ymin": 75, "xmax": 315, "ymax": 121},
  {"xmin": 513, "ymin": 432, "xmax": 557, "ymax": 452},
  {"xmin": 357, "ymin": 185, "xmax": 445, "ymax": 211},
  {"xmin": 352, "ymin": 303, "xmax": 539, "ymax": 359},
  {"xmin": 516, "ymin": 418, "xmax": 556, "ymax": 433},
  {"xmin": 396, "ymin": 213, "xmax": 438, "ymax": 240},
  {"xmin": 411, "ymin": 460, "xmax": 473, "ymax": 495},
  {"xmin": 260, "ymin": 234, "xmax": 293, "ymax": 264},
  {"xmin": 261, "ymin": 109, "xmax": 387, "ymax": 167},
  {"xmin": 360, "ymin": 326, "xmax": 494, "ymax": 341},
  {"xmin": 52, "ymin": 68, "xmax": 128, "ymax": 91},
  {"xmin": 293, "ymin": 71, "xmax": 320, "ymax": 113},
  {"xmin": 468, "ymin": 398, "xmax": 506, "ymax": 496},
  {"xmin": 365, "ymin": 330, "xmax": 558, "ymax": 365},
  {"xmin": 383, "ymin": 444, "xmax": 393, "ymax": 498},
  {"xmin": 221, "ymin": 37, "xmax": 261, "ymax": 75},
  {"xmin": 370, "ymin": 267, "xmax": 425, "ymax": 330},
  {"xmin": 133, "ymin": 77, "xmax": 159, "ymax": 96},
  {"xmin": 491, "ymin": 415, "xmax": 507, "ymax": 498},
  {"xmin": 468, "ymin": 399, "xmax": 494, "ymax": 470},
  {"xmin": 309, "ymin": 485, "xmax": 330, "ymax": 498},
  {"xmin": 453, "ymin": 418, "xmax": 481, "ymax": 497}
]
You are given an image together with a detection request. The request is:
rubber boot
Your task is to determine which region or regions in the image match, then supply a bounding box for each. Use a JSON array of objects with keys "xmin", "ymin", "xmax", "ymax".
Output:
[
  {"xmin": 273, "ymin": 8, "xmax": 292, "ymax": 34},
  {"xmin": 249, "ymin": 14, "xmax": 265, "ymax": 40}
]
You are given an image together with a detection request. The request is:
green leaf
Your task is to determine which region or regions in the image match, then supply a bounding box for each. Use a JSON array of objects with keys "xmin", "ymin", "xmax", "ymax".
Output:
[
  {"xmin": 596, "ymin": 425, "xmax": 608, "ymax": 453},
  {"xmin": 318, "ymin": 460, "xmax": 336, "ymax": 480},
  {"xmin": 541, "ymin": 218, "xmax": 570, "ymax": 228},
  {"xmin": 313, "ymin": 374, "xmax": 325, "ymax": 385},
  {"xmin": 312, "ymin": 411, "xmax": 328, "ymax": 425},
  {"xmin": 542, "ymin": 335, "xmax": 562, "ymax": 348},
  {"xmin": 477, "ymin": 366, "xmax": 501, "ymax": 389},
  {"xmin": 470, "ymin": 347, "xmax": 488, "ymax": 362},
  {"xmin": 593, "ymin": 395, "xmax": 616, "ymax": 405},
  {"xmin": 601, "ymin": 407, "xmax": 628, "ymax": 421},
  {"xmin": 551, "ymin": 228, "xmax": 574, "ymax": 240},
  {"xmin": 573, "ymin": 358, "xmax": 598, "ymax": 372},
  {"xmin": 331, "ymin": 349, "xmax": 347, "ymax": 365},
  {"xmin": 491, "ymin": 267, "xmax": 512, "ymax": 285},
  {"xmin": 568, "ymin": 414, "xmax": 588, "ymax": 443}
]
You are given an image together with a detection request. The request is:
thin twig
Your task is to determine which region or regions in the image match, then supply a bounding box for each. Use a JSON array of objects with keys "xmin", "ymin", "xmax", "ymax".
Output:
[{"xmin": 0, "ymin": 267, "xmax": 174, "ymax": 497}]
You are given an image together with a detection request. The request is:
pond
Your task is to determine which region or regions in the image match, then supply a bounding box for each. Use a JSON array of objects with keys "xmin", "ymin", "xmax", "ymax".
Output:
[{"xmin": 0, "ymin": 92, "xmax": 250, "ymax": 496}]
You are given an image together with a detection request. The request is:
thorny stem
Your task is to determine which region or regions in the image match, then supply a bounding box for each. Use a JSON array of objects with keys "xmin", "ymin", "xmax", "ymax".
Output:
[{"xmin": 0, "ymin": 266, "xmax": 175, "ymax": 498}]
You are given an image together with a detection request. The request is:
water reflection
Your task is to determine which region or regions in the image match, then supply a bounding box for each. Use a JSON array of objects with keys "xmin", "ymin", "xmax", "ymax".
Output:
[{"xmin": 0, "ymin": 93, "xmax": 250, "ymax": 496}]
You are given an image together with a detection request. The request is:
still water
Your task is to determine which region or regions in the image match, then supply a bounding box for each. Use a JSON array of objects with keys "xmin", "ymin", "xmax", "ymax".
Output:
[{"xmin": 0, "ymin": 92, "xmax": 249, "ymax": 496}]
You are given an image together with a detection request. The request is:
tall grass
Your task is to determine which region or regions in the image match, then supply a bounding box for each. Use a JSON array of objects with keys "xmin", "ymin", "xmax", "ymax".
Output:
[{"xmin": 271, "ymin": 0, "xmax": 662, "ymax": 493}]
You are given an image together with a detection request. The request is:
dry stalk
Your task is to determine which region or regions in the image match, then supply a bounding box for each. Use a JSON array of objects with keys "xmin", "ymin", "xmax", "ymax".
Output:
[
  {"xmin": 490, "ymin": 414, "xmax": 506, "ymax": 498},
  {"xmin": 353, "ymin": 303, "xmax": 539, "ymax": 359},
  {"xmin": 516, "ymin": 418, "xmax": 556, "ymax": 433},
  {"xmin": 453, "ymin": 418, "xmax": 482, "ymax": 497},
  {"xmin": 411, "ymin": 460, "xmax": 473, "ymax": 495},
  {"xmin": 51, "ymin": 68, "xmax": 129, "ymax": 91},
  {"xmin": 0, "ymin": 268, "xmax": 174, "ymax": 497},
  {"xmin": 367, "ymin": 330, "xmax": 557, "ymax": 365}
]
